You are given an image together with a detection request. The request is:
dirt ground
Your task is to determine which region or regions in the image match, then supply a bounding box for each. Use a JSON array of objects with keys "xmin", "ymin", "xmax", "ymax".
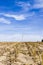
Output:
[{"xmin": 0, "ymin": 42, "xmax": 43, "ymax": 65}]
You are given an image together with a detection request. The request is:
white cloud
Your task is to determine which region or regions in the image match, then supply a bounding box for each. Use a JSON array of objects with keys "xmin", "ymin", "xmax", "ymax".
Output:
[
  {"xmin": 34, "ymin": 4, "xmax": 43, "ymax": 9},
  {"xmin": 0, "ymin": 18, "xmax": 11, "ymax": 24},
  {"xmin": 4, "ymin": 14, "xmax": 26, "ymax": 20},
  {"xmin": 33, "ymin": 0, "xmax": 43, "ymax": 8},
  {"xmin": 16, "ymin": 1, "xmax": 31, "ymax": 12},
  {"xmin": 16, "ymin": 0, "xmax": 43, "ymax": 10}
]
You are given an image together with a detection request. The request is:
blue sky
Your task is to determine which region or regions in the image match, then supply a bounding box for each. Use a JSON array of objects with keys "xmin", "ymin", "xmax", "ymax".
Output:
[{"xmin": 0, "ymin": 0, "xmax": 43, "ymax": 42}]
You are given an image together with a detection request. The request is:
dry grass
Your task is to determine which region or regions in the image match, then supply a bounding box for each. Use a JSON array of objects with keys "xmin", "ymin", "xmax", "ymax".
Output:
[{"xmin": 0, "ymin": 42, "xmax": 43, "ymax": 65}]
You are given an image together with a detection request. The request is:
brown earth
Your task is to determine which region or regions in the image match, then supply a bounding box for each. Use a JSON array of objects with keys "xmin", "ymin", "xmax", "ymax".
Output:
[{"xmin": 0, "ymin": 42, "xmax": 43, "ymax": 65}]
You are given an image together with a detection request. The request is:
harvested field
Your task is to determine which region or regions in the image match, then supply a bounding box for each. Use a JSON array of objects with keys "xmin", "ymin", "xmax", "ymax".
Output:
[{"xmin": 0, "ymin": 42, "xmax": 43, "ymax": 65}]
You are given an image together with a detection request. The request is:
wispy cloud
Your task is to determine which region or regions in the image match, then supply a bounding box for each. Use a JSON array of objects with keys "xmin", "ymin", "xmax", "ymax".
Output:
[
  {"xmin": 16, "ymin": 1, "xmax": 31, "ymax": 12},
  {"xmin": 3, "ymin": 14, "xmax": 26, "ymax": 20},
  {"xmin": 33, "ymin": 0, "xmax": 43, "ymax": 9},
  {"xmin": 0, "ymin": 18, "xmax": 11, "ymax": 24},
  {"xmin": 16, "ymin": 0, "xmax": 43, "ymax": 11}
]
